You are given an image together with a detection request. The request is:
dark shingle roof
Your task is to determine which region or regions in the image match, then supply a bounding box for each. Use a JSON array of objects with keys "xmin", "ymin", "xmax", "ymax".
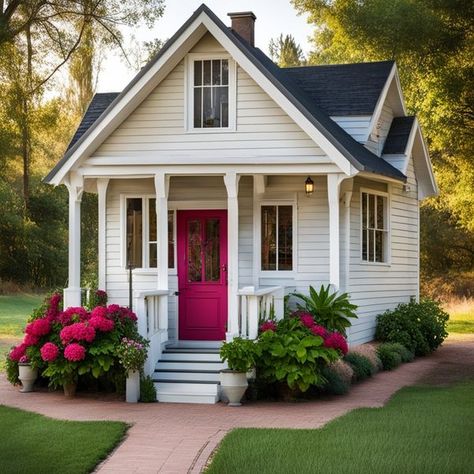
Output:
[
  {"xmin": 46, "ymin": 3, "xmax": 406, "ymax": 183},
  {"xmin": 383, "ymin": 116, "xmax": 415, "ymax": 155},
  {"xmin": 283, "ymin": 62, "xmax": 394, "ymax": 116},
  {"xmin": 67, "ymin": 93, "xmax": 119, "ymax": 151}
]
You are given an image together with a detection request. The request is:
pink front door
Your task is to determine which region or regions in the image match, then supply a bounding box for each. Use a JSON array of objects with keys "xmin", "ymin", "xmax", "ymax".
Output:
[{"xmin": 177, "ymin": 210, "xmax": 228, "ymax": 340}]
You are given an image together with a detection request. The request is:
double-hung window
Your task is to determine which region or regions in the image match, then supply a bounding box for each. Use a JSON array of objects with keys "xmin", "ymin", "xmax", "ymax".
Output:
[
  {"xmin": 261, "ymin": 205, "xmax": 294, "ymax": 271},
  {"xmin": 361, "ymin": 191, "xmax": 389, "ymax": 263},
  {"xmin": 125, "ymin": 197, "xmax": 175, "ymax": 270}
]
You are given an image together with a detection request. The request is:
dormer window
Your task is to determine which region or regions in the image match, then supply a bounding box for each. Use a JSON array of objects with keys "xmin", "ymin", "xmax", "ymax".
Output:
[{"xmin": 187, "ymin": 55, "xmax": 236, "ymax": 131}]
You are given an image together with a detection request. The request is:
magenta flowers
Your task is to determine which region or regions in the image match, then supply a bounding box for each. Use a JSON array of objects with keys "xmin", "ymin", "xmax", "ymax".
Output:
[
  {"xmin": 64, "ymin": 343, "xmax": 86, "ymax": 361},
  {"xmin": 40, "ymin": 342, "xmax": 59, "ymax": 362}
]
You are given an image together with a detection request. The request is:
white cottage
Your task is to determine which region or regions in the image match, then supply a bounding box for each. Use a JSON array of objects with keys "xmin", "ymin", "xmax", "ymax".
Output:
[{"xmin": 45, "ymin": 5, "xmax": 437, "ymax": 403}]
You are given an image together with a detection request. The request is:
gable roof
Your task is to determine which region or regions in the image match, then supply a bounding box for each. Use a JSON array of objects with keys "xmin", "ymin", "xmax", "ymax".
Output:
[
  {"xmin": 45, "ymin": 3, "xmax": 406, "ymax": 184},
  {"xmin": 283, "ymin": 61, "xmax": 394, "ymax": 116},
  {"xmin": 383, "ymin": 116, "xmax": 416, "ymax": 155}
]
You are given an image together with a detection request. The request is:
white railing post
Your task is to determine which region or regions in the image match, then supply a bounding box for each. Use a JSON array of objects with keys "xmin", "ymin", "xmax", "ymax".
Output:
[
  {"xmin": 240, "ymin": 295, "xmax": 248, "ymax": 338},
  {"xmin": 97, "ymin": 178, "xmax": 109, "ymax": 291},
  {"xmin": 248, "ymin": 295, "xmax": 259, "ymax": 340},
  {"xmin": 328, "ymin": 174, "xmax": 344, "ymax": 291},
  {"xmin": 274, "ymin": 287, "xmax": 285, "ymax": 320}
]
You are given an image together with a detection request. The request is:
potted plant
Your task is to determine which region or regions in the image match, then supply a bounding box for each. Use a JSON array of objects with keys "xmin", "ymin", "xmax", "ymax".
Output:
[
  {"xmin": 18, "ymin": 356, "xmax": 38, "ymax": 393},
  {"xmin": 220, "ymin": 337, "xmax": 259, "ymax": 406},
  {"xmin": 117, "ymin": 336, "xmax": 149, "ymax": 403}
]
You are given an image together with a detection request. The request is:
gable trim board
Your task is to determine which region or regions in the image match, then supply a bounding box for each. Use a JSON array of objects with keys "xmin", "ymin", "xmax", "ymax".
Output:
[{"xmin": 44, "ymin": 4, "xmax": 405, "ymax": 186}]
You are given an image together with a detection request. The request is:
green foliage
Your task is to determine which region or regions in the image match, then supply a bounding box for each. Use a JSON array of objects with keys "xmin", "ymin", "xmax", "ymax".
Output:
[
  {"xmin": 269, "ymin": 34, "xmax": 305, "ymax": 67},
  {"xmin": 257, "ymin": 318, "xmax": 339, "ymax": 392},
  {"xmin": 343, "ymin": 352, "xmax": 374, "ymax": 381},
  {"xmin": 220, "ymin": 337, "xmax": 259, "ymax": 373},
  {"xmin": 375, "ymin": 299, "xmax": 449, "ymax": 356},
  {"xmin": 377, "ymin": 343, "xmax": 402, "ymax": 370},
  {"xmin": 140, "ymin": 375, "xmax": 157, "ymax": 403},
  {"xmin": 116, "ymin": 336, "xmax": 149, "ymax": 372},
  {"xmin": 293, "ymin": 285, "xmax": 358, "ymax": 335},
  {"xmin": 5, "ymin": 355, "xmax": 20, "ymax": 385},
  {"xmin": 383, "ymin": 342, "xmax": 415, "ymax": 363},
  {"xmin": 320, "ymin": 366, "xmax": 350, "ymax": 395}
]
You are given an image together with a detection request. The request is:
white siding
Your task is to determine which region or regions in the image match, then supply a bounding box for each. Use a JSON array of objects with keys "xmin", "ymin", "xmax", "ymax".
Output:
[
  {"xmin": 347, "ymin": 160, "xmax": 419, "ymax": 344},
  {"xmin": 366, "ymin": 103, "xmax": 394, "ymax": 155},
  {"xmin": 331, "ymin": 116, "xmax": 371, "ymax": 143}
]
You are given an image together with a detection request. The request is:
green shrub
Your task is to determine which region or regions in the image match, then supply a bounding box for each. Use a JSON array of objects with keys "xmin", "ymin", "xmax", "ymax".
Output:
[
  {"xmin": 220, "ymin": 337, "xmax": 259, "ymax": 373},
  {"xmin": 375, "ymin": 299, "xmax": 449, "ymax": 356},
  {"xmin": 343, "ymin": 353, "xmax": 374, "ymax": 381},
  {"xmin": 350, "ymin": 344, "xmax": 382, "ymax": 372},
  {"xmin": 321, "ymin": 366, "xmax": 351, "ymax": 395},
  {"xmin": 5, "ymin": 356, "xmax": 19, "ymax": 385},
  {"xmin": 384, "ymin": 342, "xmax": 415, "ymax": 363},
  {"xmin": 377, "ymin": 343, "xmax": 402, "ymax": 370},
  {"xmin": 139, "ymin": 375, "xmax": 157, "ymax": 403}
]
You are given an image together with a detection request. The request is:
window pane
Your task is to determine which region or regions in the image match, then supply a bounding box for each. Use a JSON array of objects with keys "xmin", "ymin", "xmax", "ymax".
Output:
[
  {"xmin": 375, "ymin": 230, "xmax": 384, "ymax": 262},
  {"xmin": 149, "ymin": 198, "xmax": 156, "ymax": 242},
  {"xmin": 278, "ymin": 206, "xmax": 293, "ymax": 271},
  {"xmin": 261, "ymin": 206, "xmax": 277, "ymax": 270},
  {"xmin": 212, "ymin": 60, "xmax": 221, "ymax": 85},
  {"xmin": 126, "ymin": 198, "xmax": 142, "ymax": 268},
  {"xmin": 187, "ymin": 219, "xmax": 202, "ymax": 282},
  {"xmin": 168, "ymin": 211, "xmax": 174, "ymax": 269},
  {"xmin": 222, "ymin": 59, "xmax": 229, "ymax": 84},
  {"xmin": 369, "ymin": 194, "xmax": 375, "ymax": 228},
  {"xmin": 149, "ymin": 243, "xmax": 157, "ymax": 268},
  {"xmin": 377, "ymin": 196, "xmax": 385, "ymax": 230},
  {"xmin": 194, "ymin": 60, "xmax": 202, "ymax": 86},
  {"xmin": 203, "ymin": 60, "xmax": 211, "ymax": 85},
  {"xmin": 216, "ymin": 87, "xmax": 228, "ymax": 128},
  {"xmin": 362, "ymin": 193, "xmax": 367, "ymax": 229},
  {"xmin": 193, "ymin": 88, "xmax": 202, "ymax": 128},
  {"xmin": 362, "ymin": 228, "xmax": 368, "ymax": 261},
  {"xmin": 204, "ymin": 218, "xmax": 220, "ymax": 281},
  {"xmin": 368, "ymin": 229, "xmax": 375, "ymax": 262},
  {"xmin": 203, "ymin": 87, "xmax": 214, "ymax": 127}
]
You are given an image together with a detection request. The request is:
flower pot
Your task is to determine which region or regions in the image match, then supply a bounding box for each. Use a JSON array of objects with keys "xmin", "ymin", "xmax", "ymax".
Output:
[
  {"xmin": 18, "ymin": 364, "xmax": 37, "ymax": 393},
  {"xmin": 63, "ymin": 382, "xmax": 77, "ymax": 398},
  {"xmin": 126, "ymin": 370, "xmax": 140, "ymax": 403},
  {"xmin": 220, "ymin": 370, "xmax": 248, "ymax": 406}
]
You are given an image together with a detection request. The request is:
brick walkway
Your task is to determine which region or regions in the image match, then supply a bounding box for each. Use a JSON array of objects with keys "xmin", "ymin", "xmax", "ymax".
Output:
[{"xmin": 1, "ymin": 335, "xmax": 473, "ymax": 474}]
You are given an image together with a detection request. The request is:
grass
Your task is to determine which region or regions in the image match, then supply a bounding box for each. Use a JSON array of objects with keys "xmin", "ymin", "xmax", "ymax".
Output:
[
  {"xmin": 206, "ymin": 382, "xmax": 474, "ymax": 473},
  {"xmin": 445, "ymin": 298, "xmax": 474, "ymax": 334},
  {"xmin": 0, "ymin": 294, "xmax": 44, "ymax": 370},
  {"xmin": 0, "ymin": 405, "xmax": 127, "ymax": 474}
]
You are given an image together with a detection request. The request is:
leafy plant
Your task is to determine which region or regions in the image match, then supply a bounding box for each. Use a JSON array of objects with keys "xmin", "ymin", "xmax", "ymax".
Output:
[
  {"xmin": 293, "ymin": 285, "xmax": 358, "ymax": 335},
  {"xmin": 377, "ymin": 343, "xmax": 403, "ymax": 371},
  {"xmin": 140, "ymin": 375, "xmax": 157, "ymax": 403},
  {"xmin": 380, "ymin": 342, "xmax": 414, "ymax": 363},
  {"xmin": 116, "ymin": 337, "xmax": 148, "ymax": 372},
  {"xmin": 343, "ymin": 353, "xmax": 374, "ymax": 381},
  {"xmin": 220, "ymin": 338, "xmax": 259, "ymax": 373},
  {"xmin": 375, "ymin": 299, "xmax": 449, "ymax": 356},
  {"xmin": 5, "ymin": 356, "xmax": 20, "ymax": 385},
  {"xmin": 257, "ymin": 318, "xmax": 340, "ymax": 392},
  {"xmin": 321, "ymin": 366, "xmax": 351, "ymax": 395}
]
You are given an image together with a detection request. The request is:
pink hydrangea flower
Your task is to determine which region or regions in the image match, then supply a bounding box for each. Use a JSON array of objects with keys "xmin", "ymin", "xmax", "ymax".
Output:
[
  {"xmin": 107, "ymin": 304, "xmax": 137, "ymax": 322},
  {"xmin": 60, "ymin": 322, "xmax": 95, "ymax": 344},
  {"xmin": 89, "ymin": 315, "xmax": 114, "ymax": 332},
  {"xmin": 90, "ymin": 306, "xmax": 107, "ymax": 319},
  {"xmin": 64, "ymin": 343, "xmax": 86, "ymax": 361},
  {"xmin": 19, "ymin": 355, "xmax": 29, "ymax": 363},
  {"xmin": 25, "ymin": 318, "xmax": 51, "ymax": 337},
  {"xmin": 9, "ymin": 343, "xmax": 27, "ymax": 362},
  {"xmin": 23, "ymin": 333, "xmax": 39, "ymax": 347},
  {"xmin": 299, "ymin": 313, "xmax": 315, "ymax": 329},
  {"xmin": 260, "ymin": 320, "xmax": 277, "ymax": 333},
  {"xmin": 323, "ymin": 332, "xmax": 349, "ymax": 355},
  {"xmin": 59, "ymin": 307, "xmax": 89, "ymax": 325},
  {"xmin": 310, "ymin": 325, "xmax": 328, "ymax": 338},
  {"xmin": 45, "ymin": 293, "xmax": 62, "ymax": 321},
  {"xmin": 40, "ymin": 342, "xmax": 59, "ymax": 362}
]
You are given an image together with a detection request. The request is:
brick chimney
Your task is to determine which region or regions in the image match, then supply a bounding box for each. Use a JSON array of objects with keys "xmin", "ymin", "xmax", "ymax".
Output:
[{"xmin": 228, "ymin": 11, "xmax": 256, "ymax": 46}]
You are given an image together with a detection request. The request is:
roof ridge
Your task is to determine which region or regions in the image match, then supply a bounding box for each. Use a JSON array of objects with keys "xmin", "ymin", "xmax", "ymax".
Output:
[{"xmin": 282, "ymin": 60, "xmax": 395, "ymax": 70}]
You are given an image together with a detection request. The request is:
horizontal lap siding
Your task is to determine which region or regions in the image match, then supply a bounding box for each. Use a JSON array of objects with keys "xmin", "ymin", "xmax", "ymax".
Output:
[
  {"xmin": 366, "ymin": 104, "xmax": 393, "ymax": 155},
  {"xmin": 347, "ymin": 162, "xmax": 419, "ymax": 344},
  {"xmin": 331, "ymin": 116, "xmax": 371, "ymax": 143}
]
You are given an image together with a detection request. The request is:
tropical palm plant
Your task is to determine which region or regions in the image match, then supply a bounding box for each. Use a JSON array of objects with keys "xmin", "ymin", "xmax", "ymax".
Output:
[{"xmin": 293, "ymin": 285, "xmax": 358, "ymax": 335}]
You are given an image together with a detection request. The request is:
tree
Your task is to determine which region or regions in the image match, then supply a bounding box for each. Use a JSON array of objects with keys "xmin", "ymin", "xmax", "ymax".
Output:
[{"xmin": 269, "ymin": 34, "xmax": 305, "ymax": 67}]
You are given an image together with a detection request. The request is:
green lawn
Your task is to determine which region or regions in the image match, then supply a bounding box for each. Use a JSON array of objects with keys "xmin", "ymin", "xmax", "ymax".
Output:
[
  {"xmin": 446, "ymin": 299, "xmax": 474, "ymax": 334},
  {"xmin": 0, "ymin": 405, "xmax": 127, "ymax": 474},
  {"xmin": 0, "ymin": 294, "xmax": 44, "ymax": 370},
  {"xmin": 206, "ymin": 382, "xmax": 474, "ymax": 473}
]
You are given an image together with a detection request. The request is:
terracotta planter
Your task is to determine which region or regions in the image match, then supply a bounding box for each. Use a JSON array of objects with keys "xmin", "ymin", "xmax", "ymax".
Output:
[
  {"xmin": 63, "ymin": 382, "xmax": 77, "ymax": 398},
  {"xmin": 126, "ymin": 370, "xmax": 140, "ymax": 403},
  {"xmin": 18, "ymin": 363, "xmax": 37, "ymax": 393},
  {"xmin": 220, "ymin": 370, "xmax": 248, "ymax": 406}
]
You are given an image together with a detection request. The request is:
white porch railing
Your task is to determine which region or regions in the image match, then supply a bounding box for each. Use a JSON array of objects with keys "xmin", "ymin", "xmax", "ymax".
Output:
[
  {"xmin": 133, "ymin": 289, "xmax": 170, "ymax": 376},
  {"xmin": 237, "ymin": 286, "xmax": 285, "ymax": 339}
]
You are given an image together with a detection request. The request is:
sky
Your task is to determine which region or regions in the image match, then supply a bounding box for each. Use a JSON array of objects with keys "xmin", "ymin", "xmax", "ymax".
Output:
[{"xmin": 96, "ymin": 0, "xmax": 314, "ymax": 92}]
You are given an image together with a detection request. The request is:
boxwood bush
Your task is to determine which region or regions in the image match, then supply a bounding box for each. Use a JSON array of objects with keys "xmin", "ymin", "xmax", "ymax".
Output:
[
  {"xmin": 377, "ymin": 343, "xmax": 402, "ymax": 370},
  {"xmin": 321, "ymin": 366, "xmax": 351, "ymax": 395},
  {"xmin": 375, "ymin": 299, "xmax": 449, "ymax": 356},
  {"xmin": 343, "ymin": 353, "xmax": 374, "ymax": 381}
]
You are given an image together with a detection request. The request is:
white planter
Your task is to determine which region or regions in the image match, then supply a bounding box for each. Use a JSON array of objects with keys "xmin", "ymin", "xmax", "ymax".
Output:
[
  {"xmin": 220, "ymin": 370, "xmax": 248, "ymax": 406},
  {"xmin": 18, "ymin": 364, "xmax": 38, "ymax": 393},
  {"xmin": 126, "ymin": 370, "xmax": 140, "ymax": 403}
]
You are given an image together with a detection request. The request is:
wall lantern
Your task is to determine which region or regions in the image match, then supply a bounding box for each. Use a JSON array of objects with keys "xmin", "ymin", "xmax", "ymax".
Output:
[{"xmin": 305, "ymin": 176, "xmax": 314, "ymax": 196}]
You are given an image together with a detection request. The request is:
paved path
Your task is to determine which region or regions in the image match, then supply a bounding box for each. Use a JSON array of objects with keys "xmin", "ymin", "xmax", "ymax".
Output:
[{"xmin": 1, "ymin": 335, "xmax": 473, "ymax": 473}]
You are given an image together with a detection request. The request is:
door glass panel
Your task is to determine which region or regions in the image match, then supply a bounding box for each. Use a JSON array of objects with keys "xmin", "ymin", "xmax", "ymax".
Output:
[
  {"xmin": 205, "ymin": 218, "xmax": 220, "ymax": 282},
  {"xmin": 126, "ymin": 198, "xmax": 142, "ymax": 268},
  {"xmin": 261, "ymin": 206, "xmax": 277, "ymax": 270},
  {"xmin": 278, "ymin": 206, "xmax": 293, "ymax": 271},
  {"xmin": 187, "ymin": 219, "xmax": 202, "ymax": 282}
]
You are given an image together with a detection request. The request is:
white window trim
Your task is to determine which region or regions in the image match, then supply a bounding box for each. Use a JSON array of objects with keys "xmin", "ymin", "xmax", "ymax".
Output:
[
  {"xmin": 359, "ymin": 186, "xmax": 391, "ymax": 266},
  {"xmin": 120, "ymin": 194, "xmax": 177, "ymax": 274},
  {"xmin": 184, "ymin": 53, "xmax": 237, "ymax": 132},
  {"xmin": 254, "ymin": 196, "xmax": 298, "ymax": 278}
]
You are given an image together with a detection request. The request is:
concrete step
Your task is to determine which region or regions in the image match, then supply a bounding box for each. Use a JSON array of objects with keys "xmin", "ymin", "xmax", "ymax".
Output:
[
  {"xmin": 160, "ymin": 351, "xmax": 222, "ymax": 362},
  {"xmin": 154, "ymin": 380, "xmax": 220, "ymax": 404},
  {"xmin": 156, "ymin": 360, "xmax": 224, "ymax": 371},
  {"xmin": 154, "ymin": 370, "xmax": 220, "ymax": 382}
]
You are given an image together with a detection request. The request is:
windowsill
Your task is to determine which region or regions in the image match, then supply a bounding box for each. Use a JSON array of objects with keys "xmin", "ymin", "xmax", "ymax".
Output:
[
  {"xmin": 259, "ymin": 271, "xmax": 295, "ymax": 279},
  {"xmin": 186, "ymin": 126, "xmax": 236, "ymax": 134},
  {"xmin": 125, "ymin": 268, "xmax": 177, "ymax": 276},
  {"xmin": 358, "ymin": 261, "xmax": 391, "ymax": 267}
]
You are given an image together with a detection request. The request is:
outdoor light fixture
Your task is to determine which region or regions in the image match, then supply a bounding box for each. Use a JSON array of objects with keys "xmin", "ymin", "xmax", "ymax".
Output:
[{"xmin": 305, "ymin": 176, "xmax": 314, "ymax": 196}]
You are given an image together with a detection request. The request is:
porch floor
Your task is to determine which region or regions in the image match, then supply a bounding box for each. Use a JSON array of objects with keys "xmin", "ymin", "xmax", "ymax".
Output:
[{"xmin": 1, "ymin": 335, "xmax": 472, "ymax": 473}]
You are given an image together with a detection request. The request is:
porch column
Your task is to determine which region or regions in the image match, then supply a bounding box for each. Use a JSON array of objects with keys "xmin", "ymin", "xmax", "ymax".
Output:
[
  {"xmin": 327, "ymin": 174, "xmax": 344, "ymax": 291},
  {"xmin": 224, "ymin": 172, "xmax": 240, "ymax": 340},
  {"xmin": 154, "ymin": 172, "xmax": 170, "ymax": 333},
  {"xmin": 97, "ymin": 178, "xmax": 109, "ymax": 291},
  {"xmin": 64, "ymin": 173, "xmax": 84, "ymax": 308}
]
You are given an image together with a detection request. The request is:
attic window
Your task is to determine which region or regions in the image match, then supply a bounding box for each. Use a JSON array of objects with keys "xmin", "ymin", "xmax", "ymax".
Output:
[{"xmin": 193, "ymin": 59, "xmax": 229, "ymax": 128}]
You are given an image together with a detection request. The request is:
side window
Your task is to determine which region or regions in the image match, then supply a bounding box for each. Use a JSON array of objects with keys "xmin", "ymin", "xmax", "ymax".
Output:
[
  {"xmin": 261, "ymin": 205, "xmax": 293, "ymax": 271},
  {"xmin": 361, "ymin": 192, "xmax": 389, "ymax": 263},
  {"xmin": 126, "ymin": 198, "xmax": 143, "ymax": 268}
]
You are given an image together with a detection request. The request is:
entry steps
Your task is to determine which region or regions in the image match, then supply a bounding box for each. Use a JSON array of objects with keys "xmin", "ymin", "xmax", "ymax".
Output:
[{"xmin": 153, "ymin": 343, "xmax": 224, "ymax": 404}]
